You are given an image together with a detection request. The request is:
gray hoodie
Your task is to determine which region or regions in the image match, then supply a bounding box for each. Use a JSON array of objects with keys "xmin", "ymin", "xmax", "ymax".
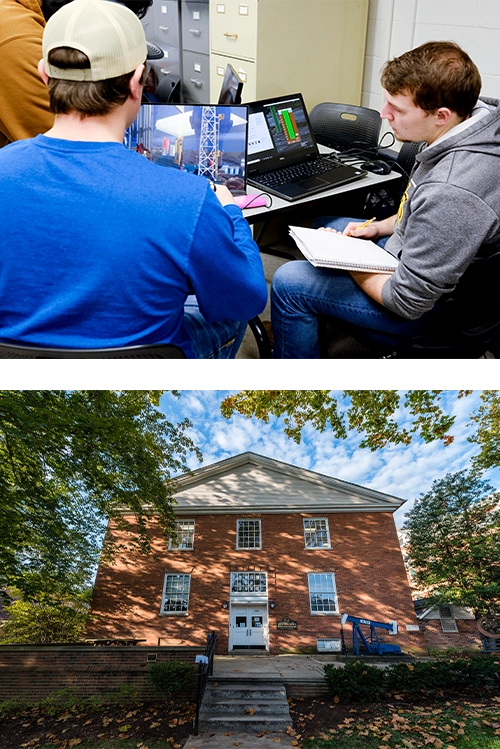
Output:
[{"xmin": 381, "ymin": 97, "xmax": 500, "ymax": 320}]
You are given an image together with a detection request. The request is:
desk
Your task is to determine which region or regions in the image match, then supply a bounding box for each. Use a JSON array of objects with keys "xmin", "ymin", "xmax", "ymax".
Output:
[{"xmin": 241, "ymin": 170, "xmax": 402, "ymax": 224}]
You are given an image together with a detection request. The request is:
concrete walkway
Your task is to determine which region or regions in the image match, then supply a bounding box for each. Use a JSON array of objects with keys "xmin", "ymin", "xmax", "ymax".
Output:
[
  {"xmin": 182, "ymin": 730, "xmax": 298, "ymax": 748},
  {"xmin": 211, "ymin": 652, "xmax": 342, "ymax": 681}
]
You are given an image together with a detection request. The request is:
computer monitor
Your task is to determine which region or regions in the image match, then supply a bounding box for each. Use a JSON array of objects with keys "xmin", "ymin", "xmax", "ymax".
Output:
[
  {"xmin": 125, "ymin": 103, "xmax": 248, "ymax": 195},
  {"xmin": 218, "ymin": 64, "xmax": 244, "ymax": 105}
]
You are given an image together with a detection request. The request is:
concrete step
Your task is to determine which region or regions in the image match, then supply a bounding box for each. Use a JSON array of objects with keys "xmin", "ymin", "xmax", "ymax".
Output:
[
  {"xmin": 201, "ymin": 697, "xmax": 290, "ymax": 715},
  {"xmin": 198, "ymin": 713, "xmax": 292, "ymax": 732},
  {"xmin": 199, "ymin": 676, "xmax": 292, "ymax": 733},
  {"xmin": 206, "ymin": 685, "xmax": 287, "ymax": 700}
]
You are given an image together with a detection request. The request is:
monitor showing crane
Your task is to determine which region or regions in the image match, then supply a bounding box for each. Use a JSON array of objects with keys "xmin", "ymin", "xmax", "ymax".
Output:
[{"xmin": 125, "ymin": 103, "xmax": 248, "ymax": 195}]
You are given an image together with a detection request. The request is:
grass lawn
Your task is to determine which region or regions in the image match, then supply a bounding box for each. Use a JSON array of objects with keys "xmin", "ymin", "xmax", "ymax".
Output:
[{"xmin": 298, "ymin": 700, "xmax": 500, "ymax": 749}]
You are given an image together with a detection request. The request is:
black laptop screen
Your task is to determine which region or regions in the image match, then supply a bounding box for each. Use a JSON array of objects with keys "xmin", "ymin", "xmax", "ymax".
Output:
[{"xmin": 247, "ymin": 94, "xmax": 318, "ymax": 174}]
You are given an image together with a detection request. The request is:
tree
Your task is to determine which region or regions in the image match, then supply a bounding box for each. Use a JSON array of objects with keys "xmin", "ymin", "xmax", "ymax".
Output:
[
  {"xmin": 469, "ymin": 390, "xmax": 500, "ymax": 471},
  {"xmin": 0, "ymin": 591, "xmax": 91, "ymax": 644},
  {"xmin": 0, "ymin": 390, "xmax": 201, "ymax": 601},
  {"xmin": 221, "ymin": 390, "xmax": 462, "ymax": 449},
  {"xmin": 402, "ymin": 470, "xmax": 500, "ymax": 616}
]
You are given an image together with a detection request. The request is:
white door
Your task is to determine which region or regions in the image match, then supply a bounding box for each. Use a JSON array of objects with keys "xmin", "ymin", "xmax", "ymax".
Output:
[{"xmin": 230, "ymin": 605, "xmax": 267, "ymax": 649}]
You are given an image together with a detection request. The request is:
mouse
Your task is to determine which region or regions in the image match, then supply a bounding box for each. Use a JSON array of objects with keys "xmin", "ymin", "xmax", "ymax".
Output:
[{"xmin": 360, "ymin": 160, "xmax": 392, "ymax": 175}]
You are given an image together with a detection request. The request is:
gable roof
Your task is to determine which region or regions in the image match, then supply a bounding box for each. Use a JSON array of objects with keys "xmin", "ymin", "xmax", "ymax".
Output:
[{"xmin": 169, "ymin": 452, "xmax": 404, "ymax": 515}]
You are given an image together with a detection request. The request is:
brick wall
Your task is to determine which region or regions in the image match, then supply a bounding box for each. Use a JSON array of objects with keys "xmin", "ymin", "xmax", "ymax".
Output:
[
  {"xmin": 419, "ymin": 619, "xmax": 482, "ymax": 652},
  {"xmin": 86, "ymin": 512, "xmax": 427, "ymax": 655},
  {"xmin": 0, "ymin": 645, "xmax": 201, "ymax": 703}
]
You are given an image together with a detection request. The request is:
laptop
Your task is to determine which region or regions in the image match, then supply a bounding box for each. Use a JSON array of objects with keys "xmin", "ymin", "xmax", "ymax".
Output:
[
  {"xmin": 125, "ymin": 103, "xmax": 249, "ymax": 196},
  {"xmin": 217, "ymin": 63, "xmax": 244, "ymax": 106},
  {"xmin": 246, "ymin": 93, "xmax": 367, "ymax": 201}
]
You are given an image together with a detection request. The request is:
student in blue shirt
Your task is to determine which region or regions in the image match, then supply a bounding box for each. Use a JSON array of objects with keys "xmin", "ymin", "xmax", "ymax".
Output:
[{"xmin": 0, "ymin": 0, "xmax": 267, "ymax": 357}]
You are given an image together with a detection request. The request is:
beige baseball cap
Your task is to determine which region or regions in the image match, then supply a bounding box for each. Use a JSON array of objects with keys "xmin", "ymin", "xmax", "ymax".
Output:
[{"xmin": 43, "ymin": 0, "xmax": 148, "ymax": 81}]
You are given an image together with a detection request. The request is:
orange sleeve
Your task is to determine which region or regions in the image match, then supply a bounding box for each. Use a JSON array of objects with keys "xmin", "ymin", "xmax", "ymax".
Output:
[{"xmin": 0, "ymin": 31, "xmax": 54, "ymax": 145}]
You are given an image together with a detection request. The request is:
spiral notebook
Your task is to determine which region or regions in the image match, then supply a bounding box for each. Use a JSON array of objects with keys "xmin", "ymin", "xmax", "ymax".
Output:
[{"xmin": 289, "ymin": 226, "xmax": 399, "ymax": 273}]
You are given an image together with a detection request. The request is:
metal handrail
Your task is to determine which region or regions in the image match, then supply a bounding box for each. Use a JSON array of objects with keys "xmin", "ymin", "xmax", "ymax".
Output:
[{"xmin": 193, "ymin": 631, "xmax": 218, "ymax": 734}]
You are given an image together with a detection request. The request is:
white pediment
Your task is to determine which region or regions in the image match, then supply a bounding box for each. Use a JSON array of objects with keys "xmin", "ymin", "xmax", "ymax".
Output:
[{"xmin": 171, "ymin": 452, "xmax": 404, "ymax": 514}]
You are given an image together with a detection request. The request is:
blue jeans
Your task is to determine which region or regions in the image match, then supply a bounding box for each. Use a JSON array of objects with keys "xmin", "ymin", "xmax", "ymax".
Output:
[
  {"xmin": 271, "ymin": 217, "xmax": 434, "ymax": 359},
  {"xmin": 184, "ymin": 296, "xmax": 247, "ymax": 358}
]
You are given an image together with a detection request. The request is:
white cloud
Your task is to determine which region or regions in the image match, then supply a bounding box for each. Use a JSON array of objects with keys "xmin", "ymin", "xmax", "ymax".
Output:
[{"xmin": 161, "ymin": 390, "xmax": 500, "ymax": 528}]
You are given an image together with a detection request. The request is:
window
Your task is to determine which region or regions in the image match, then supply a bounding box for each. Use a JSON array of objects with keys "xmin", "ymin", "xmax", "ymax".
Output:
[
  {"xmin": 160, "ymin": 573, "xmax": 191, "ymax": 614},
  {"xmin": 237, "ymin": 519, "xmax": 261, "ymax": 549},
  {"xmin": 439, "ymin": 606, "xmax": 458, "ymax": 633},
  {"xmin": 169, "ymin": 520, "xmax": 195, "ymax": 550},
  {"xmin": 303, "ymin": 518, "xmax": 331, "ymax": 548},
  {"xmin": 317, "ymin": 639, "xmax": 342, "ymax": 652},
  {"xmin": 231, "ymin": 572, "xmax": 267, "ymax": 593},
  {"xmin": 308, "ymin": 572, "xmax": 338, "ymax": 614}
]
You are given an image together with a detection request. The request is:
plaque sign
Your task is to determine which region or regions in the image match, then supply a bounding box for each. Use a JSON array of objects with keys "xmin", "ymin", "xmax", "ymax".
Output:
[{"xmin": 277, "ymin": 616, "xmax": 298, "ymax": 630}]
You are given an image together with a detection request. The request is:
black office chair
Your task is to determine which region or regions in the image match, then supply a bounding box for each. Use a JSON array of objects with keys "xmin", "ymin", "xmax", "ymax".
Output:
[
  {"xmin": 248, "ymin": 316, "xmax": 273, "ymax": 358},
  {"xmin": 332, "ymin": 249, "xmax": 500, "ymax": 359},
  {"xmin": 309, "ymin": 102, "xmax": 382, "ymax": 158},
  {"xmin": 155, "ymin": 74, "xmax": 182, "ymax": 103},
  {"xmin": 0, "ymin": 342, "xmax": 186, "ymax": 359}
]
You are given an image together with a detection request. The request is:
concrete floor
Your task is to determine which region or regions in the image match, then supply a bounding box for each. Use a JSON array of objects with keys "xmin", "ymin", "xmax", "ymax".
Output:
[{"xmin": 236, "ymin": 249, "xmax": 375, "ymax": 360}]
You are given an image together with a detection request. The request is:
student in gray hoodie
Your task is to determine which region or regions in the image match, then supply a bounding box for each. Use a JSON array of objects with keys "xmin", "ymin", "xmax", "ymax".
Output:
[{"xmin": 270, "ymin": 41, "xmax": 500, "ymax": 358}]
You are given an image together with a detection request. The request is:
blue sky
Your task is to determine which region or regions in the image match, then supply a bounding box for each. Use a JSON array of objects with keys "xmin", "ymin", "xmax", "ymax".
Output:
[{"xmin": 160, "ymin": 390, "xmax": 500, "ymax": 528}]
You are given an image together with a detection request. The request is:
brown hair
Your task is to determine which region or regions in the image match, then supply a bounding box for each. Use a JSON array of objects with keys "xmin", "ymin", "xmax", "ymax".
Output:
[
  {"xmin": 381, "ymin": 41, "xmax": 481, "ymax": 119},
  {"xmin": 46, "ymin": 47, "xmax": 146, "ymax": 117}
]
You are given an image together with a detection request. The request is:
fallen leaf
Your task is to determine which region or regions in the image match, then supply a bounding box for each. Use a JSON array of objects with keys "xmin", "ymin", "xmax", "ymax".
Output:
[
  {"xmin": 244, "ymin": 707, "xmax": 256, "ymax": 715},
  {"xmin": 68, "ymin": 741, "xmax": 82, "ymax": 748}
]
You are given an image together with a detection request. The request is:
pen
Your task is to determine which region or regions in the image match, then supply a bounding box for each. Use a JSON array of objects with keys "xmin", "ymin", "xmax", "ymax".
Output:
[{"xmin": 347, "ymin": 216, "xmax": 376, "ymax": 236}]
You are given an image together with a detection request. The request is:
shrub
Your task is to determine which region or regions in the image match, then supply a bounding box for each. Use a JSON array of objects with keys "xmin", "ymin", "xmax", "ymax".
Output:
[
  {"xmin": 324, "ymin": 661, "xmax": 385, "ymax": 702},
  {"xmin": 324, "ymin": 656, "xmax": 500, "ymax": 703},
  {"xmin": 148, "ymin": 659, "xmax": 196, "ymax": 701}
]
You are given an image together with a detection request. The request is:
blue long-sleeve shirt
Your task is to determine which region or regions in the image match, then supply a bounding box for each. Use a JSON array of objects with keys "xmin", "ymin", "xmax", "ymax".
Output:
[{"xmin": 0, "ymin": 135, "xmax": 267, "ymax": 356}]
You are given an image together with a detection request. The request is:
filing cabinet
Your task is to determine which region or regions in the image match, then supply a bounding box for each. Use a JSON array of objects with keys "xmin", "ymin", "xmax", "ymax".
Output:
[
  {"xmin": 181, "ymin": 0, "xmax": 210, "ymax": 102},
  {"xmin": 141, "ymin": 0, "xmax": 181, "ymax": 83},
  {"xmin": 209, "ymin": 0, "xmax": 369, "ymax": 110},
  {"xmin": 142, "ymin": 0, "xmax": 368, "ymax": 108}
]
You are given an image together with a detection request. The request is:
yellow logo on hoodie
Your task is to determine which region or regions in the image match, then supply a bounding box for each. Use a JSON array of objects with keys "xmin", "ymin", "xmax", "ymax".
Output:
[{"xmin": 397, "ymin": 180, "xmax": 410, "ymax": 225}]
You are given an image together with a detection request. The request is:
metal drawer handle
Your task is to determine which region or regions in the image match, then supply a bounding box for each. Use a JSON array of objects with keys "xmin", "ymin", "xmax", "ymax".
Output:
[
  {"xmin": 223, "ymin": 32, "xmax": 238, "ymax": 38},
  {"xmin": 190, "ymin": 78, "xmax": 203, "ymax": 88},
  {"xmin": 189, "ymin": 28, "xmax": 202, "ymax": 36},
  {"xmin": 159, "ymin": 25, "xmax": 170, "ymax": 30}
]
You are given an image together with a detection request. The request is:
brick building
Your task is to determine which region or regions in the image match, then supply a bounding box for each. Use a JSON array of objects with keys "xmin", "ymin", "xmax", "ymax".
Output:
[{"xmin": 86, "ymin": 452, "xmax": 426, "ymax": 654}]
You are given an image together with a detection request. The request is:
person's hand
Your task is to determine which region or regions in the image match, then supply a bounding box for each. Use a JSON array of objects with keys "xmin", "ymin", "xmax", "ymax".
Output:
[
  {"xmin": 342, "ymin": 221, "xmax": 379, "ymax": 240},
  {"xmin": 212, "ymin": 184, "xmax": 235, "ymax": 206}
]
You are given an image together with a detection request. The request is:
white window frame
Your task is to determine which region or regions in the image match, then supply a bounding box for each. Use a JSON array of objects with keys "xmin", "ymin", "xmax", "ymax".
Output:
[
  {"xmin": 307, "ymin": 572, "xmax": 339, "ymax": 615},
  {"xmin": 160, "ymin": 573, "xmax": 191, "ymax": 615},
  {"xmin": 236, "ymin": 519, "xmax": 262, "ymax": 549},
  {"xmin": 168, "ymin": 519, "xmax": 195, "ymax": 550},
  {"xmin": 303, "ymin": 518, "xmax": 331, "ymax": 549},
  {"xmin": 230, "ymin": 571, "xmax": 268, "ymax": 594},
  {"xmin": 439, "ymin": 606, "xmax": 458, "ymax": 633}
]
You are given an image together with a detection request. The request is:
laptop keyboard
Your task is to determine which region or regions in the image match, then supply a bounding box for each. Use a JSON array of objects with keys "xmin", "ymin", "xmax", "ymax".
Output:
[{"xmin": 252, "ymin": 156, "xmax": 343, "ymax": 187}]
